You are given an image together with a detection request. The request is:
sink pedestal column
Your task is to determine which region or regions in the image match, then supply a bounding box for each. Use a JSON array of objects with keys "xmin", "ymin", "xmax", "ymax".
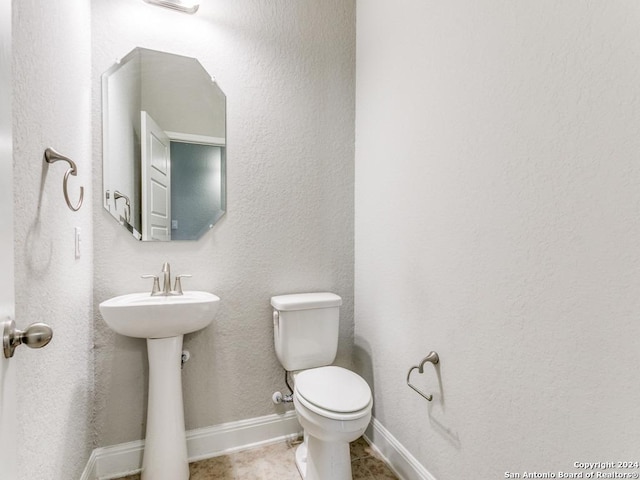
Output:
[{"xmin": 142, "ymin": 336, "xmax": 189, "ymax": 480}]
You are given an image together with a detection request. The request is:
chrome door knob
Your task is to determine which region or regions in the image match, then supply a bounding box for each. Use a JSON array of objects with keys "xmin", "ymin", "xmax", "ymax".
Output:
[{"xmin": 2, "ymin": 319, "xmax": 53, "ymax": 358}]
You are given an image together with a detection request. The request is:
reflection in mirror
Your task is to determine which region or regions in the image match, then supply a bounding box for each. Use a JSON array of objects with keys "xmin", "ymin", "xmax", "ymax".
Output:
[{"xmin": 102, "ymin": 47, "xmax": 226, "ymax": 241}]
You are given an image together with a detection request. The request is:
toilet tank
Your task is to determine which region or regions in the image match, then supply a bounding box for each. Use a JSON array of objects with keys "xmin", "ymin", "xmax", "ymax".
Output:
[{"xmin": 271, "ymin": 292, "xmax": 342, "ymax": 371}]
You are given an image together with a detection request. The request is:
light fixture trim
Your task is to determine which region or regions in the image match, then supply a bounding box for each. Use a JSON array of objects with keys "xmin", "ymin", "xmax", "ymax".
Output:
[{"xmin": 143, "ymin": 0, "xmax": 199, "ymax": 14}]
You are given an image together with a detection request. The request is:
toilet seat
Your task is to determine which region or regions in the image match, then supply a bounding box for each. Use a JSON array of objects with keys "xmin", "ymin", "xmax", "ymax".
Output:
[{"xmin": 295, "ymin": 366, "xmax": 372, "ymax": 421}]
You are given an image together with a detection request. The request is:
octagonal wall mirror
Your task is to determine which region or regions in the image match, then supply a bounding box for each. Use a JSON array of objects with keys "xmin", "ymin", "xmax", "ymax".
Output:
[{"xmin": 102, "ymin": 47, "xmax": 226, "ymax": 241}]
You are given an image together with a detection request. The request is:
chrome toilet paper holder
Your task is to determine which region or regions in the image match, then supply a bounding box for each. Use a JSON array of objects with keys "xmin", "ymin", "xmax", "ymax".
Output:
[{"xmin": 406, "ymin": 351, "xmax": 439, "ymax": 401}]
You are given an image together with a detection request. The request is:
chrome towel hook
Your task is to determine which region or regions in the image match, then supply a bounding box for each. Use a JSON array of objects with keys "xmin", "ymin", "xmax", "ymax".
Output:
[
  {"xmin": 406, "ymin": 351, "xmax": 439, "ymax": 401},
  {"xmin": 44, "ymin": 147, "xmax": 84, "ymax": 212}
]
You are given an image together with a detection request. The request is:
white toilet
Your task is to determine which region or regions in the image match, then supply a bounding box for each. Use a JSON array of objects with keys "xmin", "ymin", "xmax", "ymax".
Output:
[{"xmin": 271, "ymin": 292, "xmax": 373, "ymax": 480}]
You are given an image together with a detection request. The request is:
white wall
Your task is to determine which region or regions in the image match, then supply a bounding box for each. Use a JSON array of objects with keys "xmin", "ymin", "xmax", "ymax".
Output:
[
  {"xmin": 13, "ymin": 0, "xmax": 94, "ymax": 478},
  {"xmin": 141, "ymin": 49, "xmax": 225, "ymax": 138},
  {"xmin": 355, "ymin": 1, "xmax": 640, "ymax": 478},
  {"xmin": 92, "ymin": 0, "xmax": 356, "ymax": 447},
  {"xmin": 103, "ymin": 53, "xmax": 141, "ymax": 229}
]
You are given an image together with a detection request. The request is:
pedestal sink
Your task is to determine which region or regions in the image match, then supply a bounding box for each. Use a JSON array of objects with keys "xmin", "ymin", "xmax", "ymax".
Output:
[{"xmin": 99, "ymin": 290, "xmax": 220, "ymax": 480}]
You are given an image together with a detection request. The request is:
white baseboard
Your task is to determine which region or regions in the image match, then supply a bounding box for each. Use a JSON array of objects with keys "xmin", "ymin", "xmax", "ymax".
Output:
[
  {"xmin": 364, "ymin": 417, "xmax": 437, "ymax": 480},
  {"xmin": 186, "ymin": 410, "xmax": 301, "ymax": 462},
  {"xmin": 80, "ymin": 412, "xmax": 436, "ymax": 480},
  {"xmin": 80, "ymin": 410, "xmax": 301, "ymax": 480}
]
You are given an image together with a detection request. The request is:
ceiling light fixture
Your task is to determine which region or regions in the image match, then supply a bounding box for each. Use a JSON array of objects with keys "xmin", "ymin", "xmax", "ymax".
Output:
[{"xmin": 143, "ymin": 0, "xmax": 199, "ymax": 14}]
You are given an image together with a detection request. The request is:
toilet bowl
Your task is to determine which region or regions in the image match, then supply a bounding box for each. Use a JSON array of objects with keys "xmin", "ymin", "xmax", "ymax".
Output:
[
  {"xmin": 292, "ymin": 366, "xmax": 372, "ymax": 480},
  {"xmin": 271, "ymin": 293, "xmax": 373, "ymax": 480}
]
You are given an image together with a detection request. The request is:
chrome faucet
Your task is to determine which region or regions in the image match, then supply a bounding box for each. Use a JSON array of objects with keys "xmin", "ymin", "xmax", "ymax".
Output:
[
  {"xmin": 161, "ymin": 262, "xmax": 172, "ymax": 294},
  {"xmin": 141, "ymin": 262, "xmax": 192, "ymax": 296}
]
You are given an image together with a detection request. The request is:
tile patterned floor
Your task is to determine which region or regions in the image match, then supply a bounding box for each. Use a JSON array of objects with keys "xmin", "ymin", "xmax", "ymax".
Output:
[{"xmin": 116, "ymin": 436, "xmax": 398, "ymax": 480}]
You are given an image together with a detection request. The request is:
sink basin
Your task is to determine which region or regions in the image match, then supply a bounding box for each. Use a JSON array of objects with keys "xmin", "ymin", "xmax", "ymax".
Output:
[{"xmin": 99, "ymin": 291, "xmax": 220, "ymax": 339}]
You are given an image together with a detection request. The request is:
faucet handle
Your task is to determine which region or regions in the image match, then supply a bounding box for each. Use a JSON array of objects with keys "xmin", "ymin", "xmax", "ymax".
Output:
[
  {"xmin": 141, "ymin": 274, "xmax": 161, "ymax": 296},
  {"xmin": 173, "ymin": 274, "xmax": 192, "ymax": 295}
]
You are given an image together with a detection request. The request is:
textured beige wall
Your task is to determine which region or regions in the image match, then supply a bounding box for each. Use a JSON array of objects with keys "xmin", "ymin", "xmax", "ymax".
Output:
[
  {"xmin": 13, "ymin": 0, "xmax": 94, "ymax": 478},
  {"xmin": 355, "ymin": 1, "xmax": 640, "ymax": 478},
  {"xmin": 92, "ymin": 0, "xmax": 356, "ymax": 446}
]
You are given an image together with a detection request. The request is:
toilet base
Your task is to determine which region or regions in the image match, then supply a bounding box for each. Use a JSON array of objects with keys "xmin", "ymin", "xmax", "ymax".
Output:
[
  {"xmin": 295, "ymin": 433, "xmax": 352, "ymax": 480},
  {"xmin": 295, "ymin": 440, "xmax": 307, "ymax": 478}
]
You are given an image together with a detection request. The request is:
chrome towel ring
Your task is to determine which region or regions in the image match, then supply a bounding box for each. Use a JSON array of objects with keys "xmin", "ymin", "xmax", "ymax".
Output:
[
  {"xmin": 44, "ymin": 147, "xmax": 84, "ymax": 212},
  {"xmin": 113, "ymin": 190, "xmax": 131, "ymax": 223},
  {"xmin": 406, "ymin": 351, "xmax": 439, "ymax": 401}
]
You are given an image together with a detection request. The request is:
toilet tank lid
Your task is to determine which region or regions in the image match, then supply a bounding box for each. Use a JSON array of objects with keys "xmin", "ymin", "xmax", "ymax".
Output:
[{"xmin": 271, "ymin": 292, "xmax": 342, "ymax": 311}]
